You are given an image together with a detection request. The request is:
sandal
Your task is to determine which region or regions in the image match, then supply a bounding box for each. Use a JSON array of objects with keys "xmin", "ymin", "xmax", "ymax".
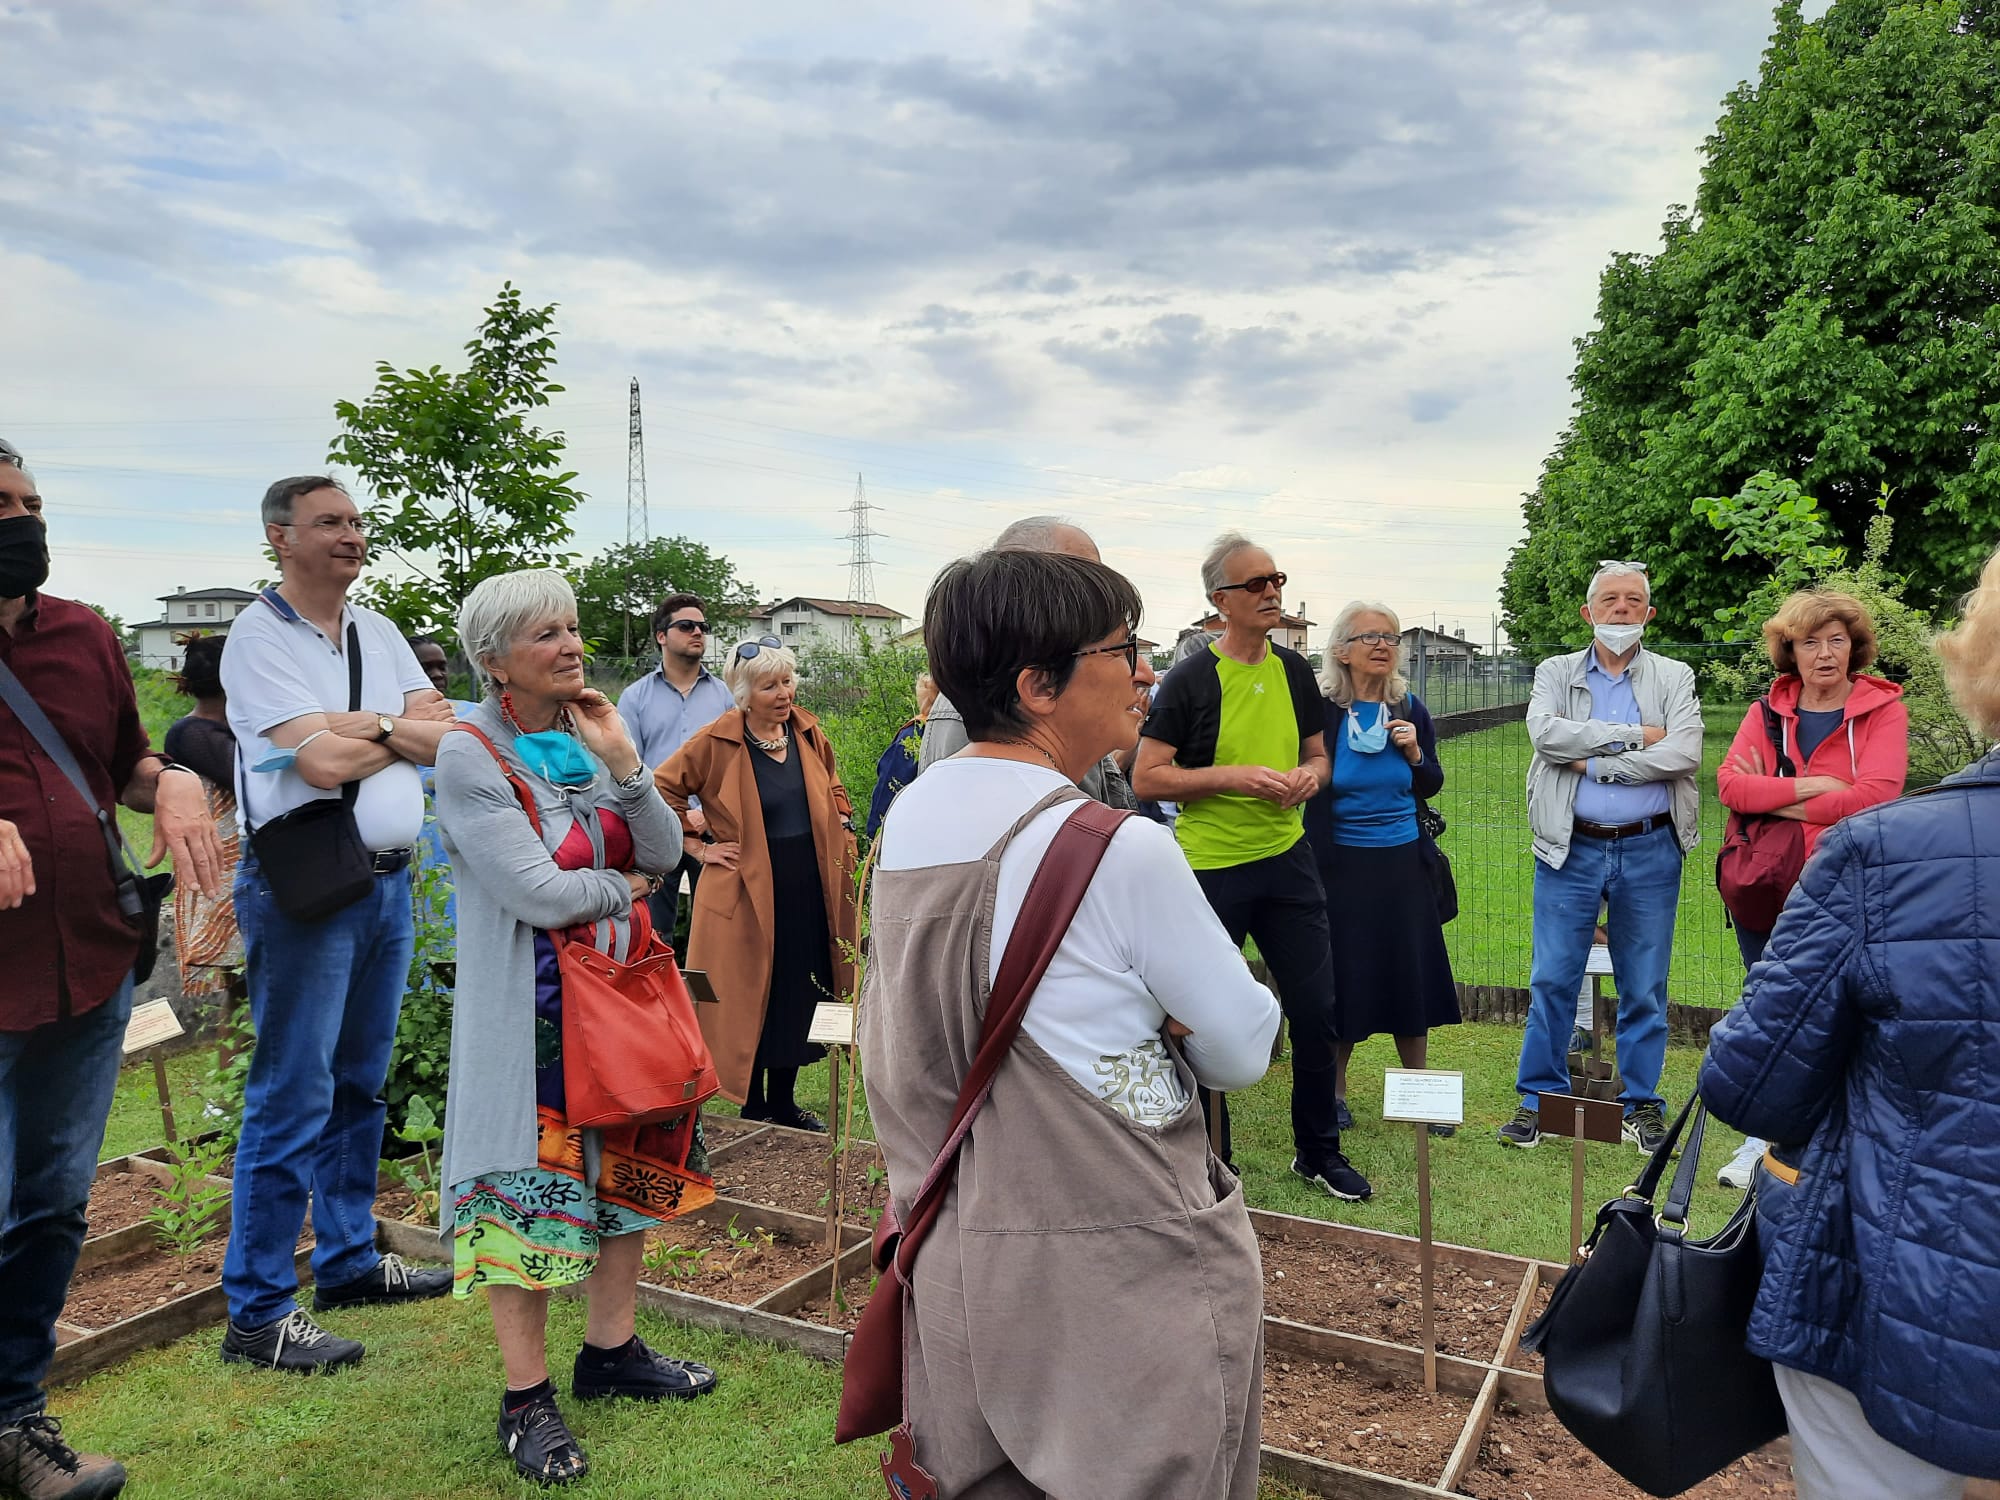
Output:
[{"xmin": 498, "ymin": 1390, "xmax": 589, "ymax": 1486}]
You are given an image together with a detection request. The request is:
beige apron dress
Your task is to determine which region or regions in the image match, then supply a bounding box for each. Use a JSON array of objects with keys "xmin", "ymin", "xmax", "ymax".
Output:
[{"xmin": 860, "ymin": 785, "xmax": 1265, "ymax": 1500}]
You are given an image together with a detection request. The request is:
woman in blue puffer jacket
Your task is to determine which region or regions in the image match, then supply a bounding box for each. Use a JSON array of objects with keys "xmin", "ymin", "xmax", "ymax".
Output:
[{"xmin": 1700, "ymin": 541, "xmax": 2000, "ymax": 1500}]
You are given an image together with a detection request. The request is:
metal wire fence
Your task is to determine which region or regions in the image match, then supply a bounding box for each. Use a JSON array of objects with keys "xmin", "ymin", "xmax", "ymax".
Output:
[{"xmin": 1428, "ymin": 643, "xmax": 1752, "ymax": 1014}]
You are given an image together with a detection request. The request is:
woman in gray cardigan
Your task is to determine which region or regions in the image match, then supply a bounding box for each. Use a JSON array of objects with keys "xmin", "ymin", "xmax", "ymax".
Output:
[{"xmin": 434, "ymin": 570, "xmax": 717, "ymax": 1486}]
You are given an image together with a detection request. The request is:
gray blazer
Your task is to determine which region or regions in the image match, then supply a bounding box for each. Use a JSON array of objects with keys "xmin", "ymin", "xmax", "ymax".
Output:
[{"xmin": 432, "ymin": 699, "xmax": 683, "ymax": 1194}]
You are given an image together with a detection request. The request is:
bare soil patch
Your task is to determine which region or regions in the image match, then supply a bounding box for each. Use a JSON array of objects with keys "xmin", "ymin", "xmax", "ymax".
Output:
[
  {"xmin": 1505, "ymin": 1280, "xmax": 1554, "ymax": 1370},
  {"xmin": 639, "ymin": 1216, "xmax": 838, "ymax": 1306},
  {"xmin": 1256, "ymin": 1227, "xmax": 1518, "ymax": 1361},
  {"xmin": 711, "ymin": 1131, "xmax": 887, "ymax": 1226},
  {"xmin": 1262, "ymin": 1350, "xmax": 1471, "ymax": 1485},
  {"xmin": 62, "ymin": 1227, "xmax": 312, "ymax": 1332},
  {"xmin": 86, "ymin": 1171, "xmax": 163, "ymax": 1237},
  {"xmin": 700, "ymin": 1114, "xmax": 763, "ymax": 1148},
  {"xmin": 790, "ymin": 1264, "xmax": 873, "ymax": 1331},
  {"xmin": 1457, "ymin": 1403, "xmax": 1794, "ymax": 1499}
]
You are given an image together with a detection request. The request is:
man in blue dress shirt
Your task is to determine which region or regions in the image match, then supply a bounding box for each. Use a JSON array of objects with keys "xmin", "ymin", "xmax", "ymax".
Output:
[
  {"xmin": 1499, "ymin": 562, "xmax": 1703, "ymax": 1154},
  {"xmin": 616, "ymin": 593, "xmax": 733, "ymax": 943}
]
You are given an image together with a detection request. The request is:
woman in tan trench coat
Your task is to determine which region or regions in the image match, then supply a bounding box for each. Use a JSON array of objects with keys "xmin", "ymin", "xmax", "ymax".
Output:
[{"xmin": 654, "ymin": 637, "xmax": 858, "ymax": 1128}]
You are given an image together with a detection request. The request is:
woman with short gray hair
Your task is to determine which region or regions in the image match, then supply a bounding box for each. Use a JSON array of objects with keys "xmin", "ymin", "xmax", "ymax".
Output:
[
  {"xmin": 655, "ymin": 636, "xmax": 858, "ymax": 1128},
  {"xmin": 434, "ymin": 568, "xmax": 716, "ymax": 1486}
]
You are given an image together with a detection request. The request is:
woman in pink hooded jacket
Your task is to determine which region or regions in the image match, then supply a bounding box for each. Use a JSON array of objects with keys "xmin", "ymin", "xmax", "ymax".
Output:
[{"xmin": 1713, "ymin": 589, "xmax": 1908, "ymax": 1187}]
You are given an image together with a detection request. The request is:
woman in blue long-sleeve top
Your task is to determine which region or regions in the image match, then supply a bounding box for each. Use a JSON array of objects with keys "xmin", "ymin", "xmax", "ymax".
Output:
[{"xmin": 1698, "ymin": 541, "xmax": 2000, "ymax": 1500}]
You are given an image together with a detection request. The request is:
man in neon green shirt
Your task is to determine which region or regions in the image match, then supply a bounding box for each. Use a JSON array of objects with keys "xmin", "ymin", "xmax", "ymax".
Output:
[{"xmin": 1134, "ymin": 534, "xmax": 1369, "ymax": 1201}]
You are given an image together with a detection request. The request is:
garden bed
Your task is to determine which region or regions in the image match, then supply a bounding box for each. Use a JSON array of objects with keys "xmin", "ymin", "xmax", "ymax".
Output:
[
  {"xmin": 709, "ymin": 1128, "xmax": 887, "ymax": 1226},
  {"xmin": 87, "ymin": 1168, "xmax": 165, "ymax": 1237},
  {"xmin": 1265, "ymin": 1348, "xmax": 1473, "ymax": 1485},
  {"xmin": 1455, "ymin": 1402, "xmax": 1794, "ymax": 1498},
  {"xmin": 639, "ymin": 1213, "xmax": 845, "ymax": 1305},
  {"xmin": 1257, "ymin": 1227, "xmax": 1519, "ymax": 1362}
]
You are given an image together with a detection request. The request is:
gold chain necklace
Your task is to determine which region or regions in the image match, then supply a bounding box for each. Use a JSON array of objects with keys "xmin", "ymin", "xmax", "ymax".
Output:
[{"xmin": 749, "ymin": 722, "xmax": 789, "ymax": 753}]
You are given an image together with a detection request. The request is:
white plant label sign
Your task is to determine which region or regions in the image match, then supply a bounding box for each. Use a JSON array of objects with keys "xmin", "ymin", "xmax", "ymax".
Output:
[
  {"xmin": 122, "ymin": 999, "xmax": 185, "ymax": 1056},
  {"xmin": 1381, "ymin": 1068, "xmax": 1465, "ymax": 1126},
  {"xmin": 807, "ymin": 1001, "xmax": 858, "ymax": 1047}
]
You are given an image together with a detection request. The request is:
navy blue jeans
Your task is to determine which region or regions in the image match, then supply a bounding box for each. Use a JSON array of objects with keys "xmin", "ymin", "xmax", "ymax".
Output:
[
  {"xmin": 1517, "ymin": 824, "xmax": 1682, "ymax": 1112},
  {"xmin": 224, "ymin": 853, "xmax": 413, "ymax": 1327},
  {"xmin": 0, "ymin": 977, "xmax": 134, "ymax": 1422}
]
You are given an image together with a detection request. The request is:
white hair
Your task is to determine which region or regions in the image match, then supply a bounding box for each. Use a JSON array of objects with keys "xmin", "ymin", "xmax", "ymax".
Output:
[
  {"xmin": 1319, "ymin": 601, "xmax": 1409, "ymax": 704},
  {"xmin": 724, "ymin": 640, "xmax": 799, "ymax": 709},
  {"xmin": 993, "ymin": 515, "xmax": 1070, "ymax": 550},
  {"xmin": 457, "ymin": 568, "xmax": 578, "ymax": 698},
  {"xmin": 1200, "ymin": 531, "xmax": 1259, "ymax": 597},
  {"xmin": 1587, "ymin": 561, "xmax": 1652, "ymax": 605}
]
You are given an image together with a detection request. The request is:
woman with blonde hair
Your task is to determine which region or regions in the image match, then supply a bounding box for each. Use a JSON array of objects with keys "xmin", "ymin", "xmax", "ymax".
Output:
[
  {"xmin": 1699, "ymin": 543, "xmax": 2000, "ymax": 1498},
  {"xmin": 655, "ymin": 637, "xmax": 858, "ymax": 1129},
  {"xmin": 1302, "ymin": 601, "xmax": 1460, "ymax": 1134},
  {"xmin": 1713, "ymin": 589, "xmax": 1908, "ymax": 1187}
]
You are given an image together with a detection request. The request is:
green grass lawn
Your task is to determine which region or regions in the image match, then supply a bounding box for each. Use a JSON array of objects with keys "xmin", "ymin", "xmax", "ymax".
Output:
[
  {"xmin": 68, "ymin": 1021, "xmax": 1738, "ymax": 1498},
  {"xmin": 1436, "ymin": 704, "xmax": 1752, "ymax": 1011}
]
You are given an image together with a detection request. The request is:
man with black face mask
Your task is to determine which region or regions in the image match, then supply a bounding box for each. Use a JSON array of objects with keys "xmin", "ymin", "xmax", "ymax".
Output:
[
  {"xmin": 1497, "ymin": 561, "xmax": 1702, "ymax": 1156},
  {"xmin": 0, "ymin": 460, "xmax": 224, "ymax": 1499}
]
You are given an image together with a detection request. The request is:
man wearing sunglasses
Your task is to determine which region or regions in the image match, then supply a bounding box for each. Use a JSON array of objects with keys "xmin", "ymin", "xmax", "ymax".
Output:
[
  {"xmin": 1499, "ymin": 560, "xmax": 1702, "ymax": 1155},
  {"xmin": 617, "ymin": 593, "xmax": 733, "ymax": 944},
  {"xmin": 1134, "ymin": 533, "xmax": 1368, "ymax": 1201}
]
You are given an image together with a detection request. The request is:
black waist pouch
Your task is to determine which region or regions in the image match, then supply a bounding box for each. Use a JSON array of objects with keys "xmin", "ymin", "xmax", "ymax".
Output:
[{"xmin": 249, "ymin": 796, "xmax": 373, "ymax": 921}]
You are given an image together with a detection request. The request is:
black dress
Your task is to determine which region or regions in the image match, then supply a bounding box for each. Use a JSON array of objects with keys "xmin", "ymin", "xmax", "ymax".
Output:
[{"xmin": 750, "ymin": 731, "xmax": 832, "ymax": 1071}]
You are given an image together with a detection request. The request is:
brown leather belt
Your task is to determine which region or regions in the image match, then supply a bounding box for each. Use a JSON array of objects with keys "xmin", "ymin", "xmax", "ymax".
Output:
[{"xmin": 1572, "ymin": 812, "xmax": 1672, "ymax": 841}]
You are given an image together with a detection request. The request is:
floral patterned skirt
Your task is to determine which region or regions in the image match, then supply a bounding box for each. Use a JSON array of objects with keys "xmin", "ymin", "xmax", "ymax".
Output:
[{"xmin": 450, "ymin": 926, "xmax": 715, "ymax": 1294}]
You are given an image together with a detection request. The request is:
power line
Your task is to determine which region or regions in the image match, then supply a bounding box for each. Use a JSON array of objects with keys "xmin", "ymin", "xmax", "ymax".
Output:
[{"xmin": 846, "ymin": 474, "xmax": 879, "ymax": 604}]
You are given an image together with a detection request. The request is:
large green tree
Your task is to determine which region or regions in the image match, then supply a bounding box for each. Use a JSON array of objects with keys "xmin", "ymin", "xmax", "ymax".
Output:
[
  {"xmin": 328, "ymin": 283, "xmax": 584, "ymax": 636},
  {"xmin": 1502, "ymin": 1, "xmax": 2000, "ymax": 644},
  {"xmin": 573, "ymin": 535, "xmax": 760, "ymax": 657}
]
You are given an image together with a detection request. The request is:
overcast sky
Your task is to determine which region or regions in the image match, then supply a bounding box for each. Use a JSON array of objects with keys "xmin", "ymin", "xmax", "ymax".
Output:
[{"xmin": 2, "ymin": 1, "xmax": 1804, "ymax": 648}]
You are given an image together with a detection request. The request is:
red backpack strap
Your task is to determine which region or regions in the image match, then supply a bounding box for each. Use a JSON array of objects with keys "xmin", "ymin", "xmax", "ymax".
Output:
[{"xmin": 452, "ymin": 722, "xmax": 544, "ymax": 837}]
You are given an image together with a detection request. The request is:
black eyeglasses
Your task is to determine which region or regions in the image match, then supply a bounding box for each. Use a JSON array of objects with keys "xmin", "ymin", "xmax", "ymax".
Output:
[
  {"xmin": 1215, "ymin": 571, "xmax": 1286, "ymax": 596},
  {"xmin": 1073, "ymin": 636, "xmax": 1141, "ymax": 675},
  {"xmin": 734, "ymin": 635, "xmax": 784, "ymax": 661},
  {"xmin": 1345, "ymin": 631, "xmax": 1398, "ymax": 647},
  {"xmin": 665, "ymin": 619, "xmax": 708, "ymax": 634}
]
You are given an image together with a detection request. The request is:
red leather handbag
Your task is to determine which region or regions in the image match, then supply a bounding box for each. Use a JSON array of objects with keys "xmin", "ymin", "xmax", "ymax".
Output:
[
  {"xmin": 836, "ymin": 801, "xmax": 1130, "ymax": 1480},
  {"xmin": 1716, "ymin": 699, "xmax": 1807, "ymax": 933},
  {"xmin": 457, "ymin": 724, "xmax": 720, "ymax": 1126}
]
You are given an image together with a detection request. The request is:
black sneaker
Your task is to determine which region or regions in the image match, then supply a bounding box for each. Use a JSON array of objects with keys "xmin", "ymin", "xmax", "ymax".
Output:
[
  {"xmin": 572, "ymin": 1337, "xmax": 718, "ymax": 1403},
  {"xmin": 1496, "ymin": 1105, "xmax": 1541, "ymax": 1149},
  {"xmin": 1291, "ymin": 1154, "xmax": 1372, "ymax": 1202},
  {"xmin": 766, "ymin": 1106, "xmax": 827, "ymax": 1134},
  {"xmin": 312, "ymin": 1252, "xmax": 452, "ymax": 1311},
  {"xmin": 220, "ymin": 1309, "xmax": 364, "ymax": 1373},
  {"xmin": 498, "ymin": 1389, "xmax": 588, "ymax": 1486},
  {"xmin": 1334, "ymin": 1097, "xmax": 1356, "ymax": 1133},
  {"xmin": 1623, "ymin": 1100, "xmax": 1669, "ymax": 1154},
  {"xmin": 1427, "ymin": 1123, "xmax": 1456, "ymax": 1139},
  {"xmin": 0, "ymin": 1412, "xmax": 127, "ymax": 1499}
]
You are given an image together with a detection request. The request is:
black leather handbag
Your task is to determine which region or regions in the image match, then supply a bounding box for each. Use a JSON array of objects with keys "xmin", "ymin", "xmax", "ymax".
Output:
[
  {"xmin": 1415, "ymin": 800, "xmax": 1458, "ymax": 924},
  {"xmin": 1520, "ymin": 1093, "xmax": 1786, "ymax": 1497}
]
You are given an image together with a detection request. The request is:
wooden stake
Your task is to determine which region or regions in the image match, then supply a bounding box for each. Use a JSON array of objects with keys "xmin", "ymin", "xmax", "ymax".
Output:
[
  {"xmin": 823, "ymin": 1046, "xmax": 843, "ymax": 1261},
  {"xmin": 1206, "ymin": 1088, "xmax": 1225, "ymax": 1160},
  {"xmin": 153, "ymin": 1054, "xmax": 178, "ymax": 1148},
  {"xmin": 829, "ymin": 1041, "xmax": 864, "ymax": 1315},
  {"xmin": 1415, "ymin": 1122, "xmax": 1437, "ymax": 1393},
  {"xmin": 1570, "ymin": 1103, "xmax": 1587, "ymax": 1262}
]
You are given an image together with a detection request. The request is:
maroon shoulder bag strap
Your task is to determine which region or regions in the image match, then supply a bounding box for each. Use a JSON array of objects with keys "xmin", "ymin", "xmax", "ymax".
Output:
[{"xmin": 836, "ymin": 798, "xmax": 1131, "ymax": 1451}]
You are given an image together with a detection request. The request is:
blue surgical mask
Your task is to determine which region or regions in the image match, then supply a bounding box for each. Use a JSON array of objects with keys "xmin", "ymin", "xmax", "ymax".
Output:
[
  {"xmin": 512, "ymin": 730, "xmax": 599, "ymax": 788},
  {"xmin": 1345, "ymin": 702, "xmax": 1390, "ymax": 754}
]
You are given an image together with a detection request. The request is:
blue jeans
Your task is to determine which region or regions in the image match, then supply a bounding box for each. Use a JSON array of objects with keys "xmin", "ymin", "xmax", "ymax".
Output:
[
  {"xmin": 224, "ymin": 853, "xmax": 413, "ymax": 1327},
  {"xmin": 0, "ymin": 977, "xmax": 134, "ymax": 1421},
  {"xmin": 1518, "ymin": 825, "xmax": 1681, "ymax": 1112}
]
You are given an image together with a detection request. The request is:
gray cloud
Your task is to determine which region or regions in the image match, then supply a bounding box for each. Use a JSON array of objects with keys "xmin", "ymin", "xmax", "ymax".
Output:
[{"xmin": 1045, "ymin": 312, "xmax": 1391, "ymax": 417}]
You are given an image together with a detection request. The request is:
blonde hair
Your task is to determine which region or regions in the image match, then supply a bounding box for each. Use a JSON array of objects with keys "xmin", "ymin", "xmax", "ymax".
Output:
[
  {"xmin": 1935, "ymin": 542, "xmax": 2000, "ymax": 739},
  {"xmin": 1762, "ymin": 589, "xmax": 1878, "ymax": 674},
  {"xmin": 1319, "ymin": 601, "xmax": 1409, "ymax": 705},
  {"xmin": 723, "ymin": 640, "xmax": 798, "ymax": 709}
]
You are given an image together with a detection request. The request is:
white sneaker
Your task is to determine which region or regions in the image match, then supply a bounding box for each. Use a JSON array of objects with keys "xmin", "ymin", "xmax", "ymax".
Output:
[{"xmin": 1718, "ymin": 1136, "xmax": 1765, "ymax": 1190}]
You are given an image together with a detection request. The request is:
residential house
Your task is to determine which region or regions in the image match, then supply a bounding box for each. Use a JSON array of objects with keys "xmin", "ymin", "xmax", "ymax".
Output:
[
  {"xmin": 749, "ymin": 597, "xmax": 909, "ymax": 652},
  {"xmin": 1400, "ymin": 625, "xmax": 1481, "ymax": 668},
  {"xmin": 1192, "ymin": 608, "xmax": 1316, "ymax": 655},
  {"xmin": 133, "ymin": 586, "xmax": 260, "ymax": 669}
]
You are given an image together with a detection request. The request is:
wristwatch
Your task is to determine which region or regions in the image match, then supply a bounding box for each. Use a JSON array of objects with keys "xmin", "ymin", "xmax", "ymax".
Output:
[{"xmin": 374, "ymin": 715, "xmax": 396, "ymax": 742}]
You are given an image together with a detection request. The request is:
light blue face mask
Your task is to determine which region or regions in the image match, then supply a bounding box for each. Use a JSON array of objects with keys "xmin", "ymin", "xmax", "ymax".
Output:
[
  {"xmin": 513, "ymin": 730, "xmax": 599, "ymax": 788},
  {"xmin": 1345, "ymin": 702, "xmax": 1391, "ymax": 755}
]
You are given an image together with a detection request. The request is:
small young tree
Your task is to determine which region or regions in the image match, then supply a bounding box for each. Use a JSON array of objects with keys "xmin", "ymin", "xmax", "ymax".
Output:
[
  {"xmin": 328, "ymin": 283, "xmax": 584, "ymax": 637},
  {"xmin": 795, "ymin": 628, "xmax": 930, "ymax": 796},
  {"xmin": 1695, "ymin": 471, "xmax": 1989, "ymax": 784}
]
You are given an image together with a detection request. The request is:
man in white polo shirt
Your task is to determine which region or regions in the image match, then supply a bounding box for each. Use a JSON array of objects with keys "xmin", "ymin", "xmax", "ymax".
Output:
[{"xmin": 218, "ymin": 476, "xmax": 457, "ymax": 1372}]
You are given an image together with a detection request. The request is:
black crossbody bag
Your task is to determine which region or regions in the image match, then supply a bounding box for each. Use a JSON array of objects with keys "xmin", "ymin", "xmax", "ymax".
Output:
[
  {"xmin": 246, "ymin": 619, "xmax": 373, "ymax": 921},
  {"xmin": 0, "ymin": 657, "xmax": 173, "ymax": 983}
]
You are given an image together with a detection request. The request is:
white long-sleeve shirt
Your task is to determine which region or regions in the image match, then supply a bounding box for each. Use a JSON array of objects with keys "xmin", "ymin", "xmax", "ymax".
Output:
[{"xmin": 880, "ymin": 757, "xmax": 1280, "ymax": 1123}]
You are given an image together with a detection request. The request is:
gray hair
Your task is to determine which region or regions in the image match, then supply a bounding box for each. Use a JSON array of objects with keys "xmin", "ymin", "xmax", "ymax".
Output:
[
  {"xmin": 1586, "ymin": 560, "xmax": 1652, "ymax": 605},
  {"xmin": 724, "ymin": 640, "xmax": 799, "ymax": 709},
  {"xmin": 457, "ymin": 568, "xmax": 578, "ymax": 698},
  {"xmin": 1319, "ymin": 601, "xmax": 1409, "ymax": 705},
  {"xmin": 992, "ymin": 514, "xmax": 1099, "ymax": 560},
  {"xmin": 1200, "ymin": 531, "xmax": 1258, "ymax": 597},
  {"xmin": 262, "ymin": 474, "xmax": 347, "ymax": 529},
  {"xmin": 1172, "ymin": 629, "xmax": 1218, "ymax": 666},
  {"xmin": 0, "ymin": 436, "xmax": 22, "ymax": 466}
]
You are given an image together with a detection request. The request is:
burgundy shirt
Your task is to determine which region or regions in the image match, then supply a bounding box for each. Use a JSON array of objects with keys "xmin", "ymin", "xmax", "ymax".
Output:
[{"xmin": 0, "ymin": 593, "xmax": 151, "ymax": 1030}]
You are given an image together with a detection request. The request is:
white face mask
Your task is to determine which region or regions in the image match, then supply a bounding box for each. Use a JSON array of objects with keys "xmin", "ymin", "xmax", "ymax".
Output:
[{"xmin": 1592, "ymin": 620, "xmax": 1645, "ymax": 655}]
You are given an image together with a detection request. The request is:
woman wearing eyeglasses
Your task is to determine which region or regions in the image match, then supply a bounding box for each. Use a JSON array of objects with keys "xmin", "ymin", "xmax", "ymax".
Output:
[
  {"xmin": 1302, "ymin": 602, "xmax": 1460, "ymax": 1134},
  {"xmin": 652, "ymin": 637, "xmax": 858, "ymax": 1130}
]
